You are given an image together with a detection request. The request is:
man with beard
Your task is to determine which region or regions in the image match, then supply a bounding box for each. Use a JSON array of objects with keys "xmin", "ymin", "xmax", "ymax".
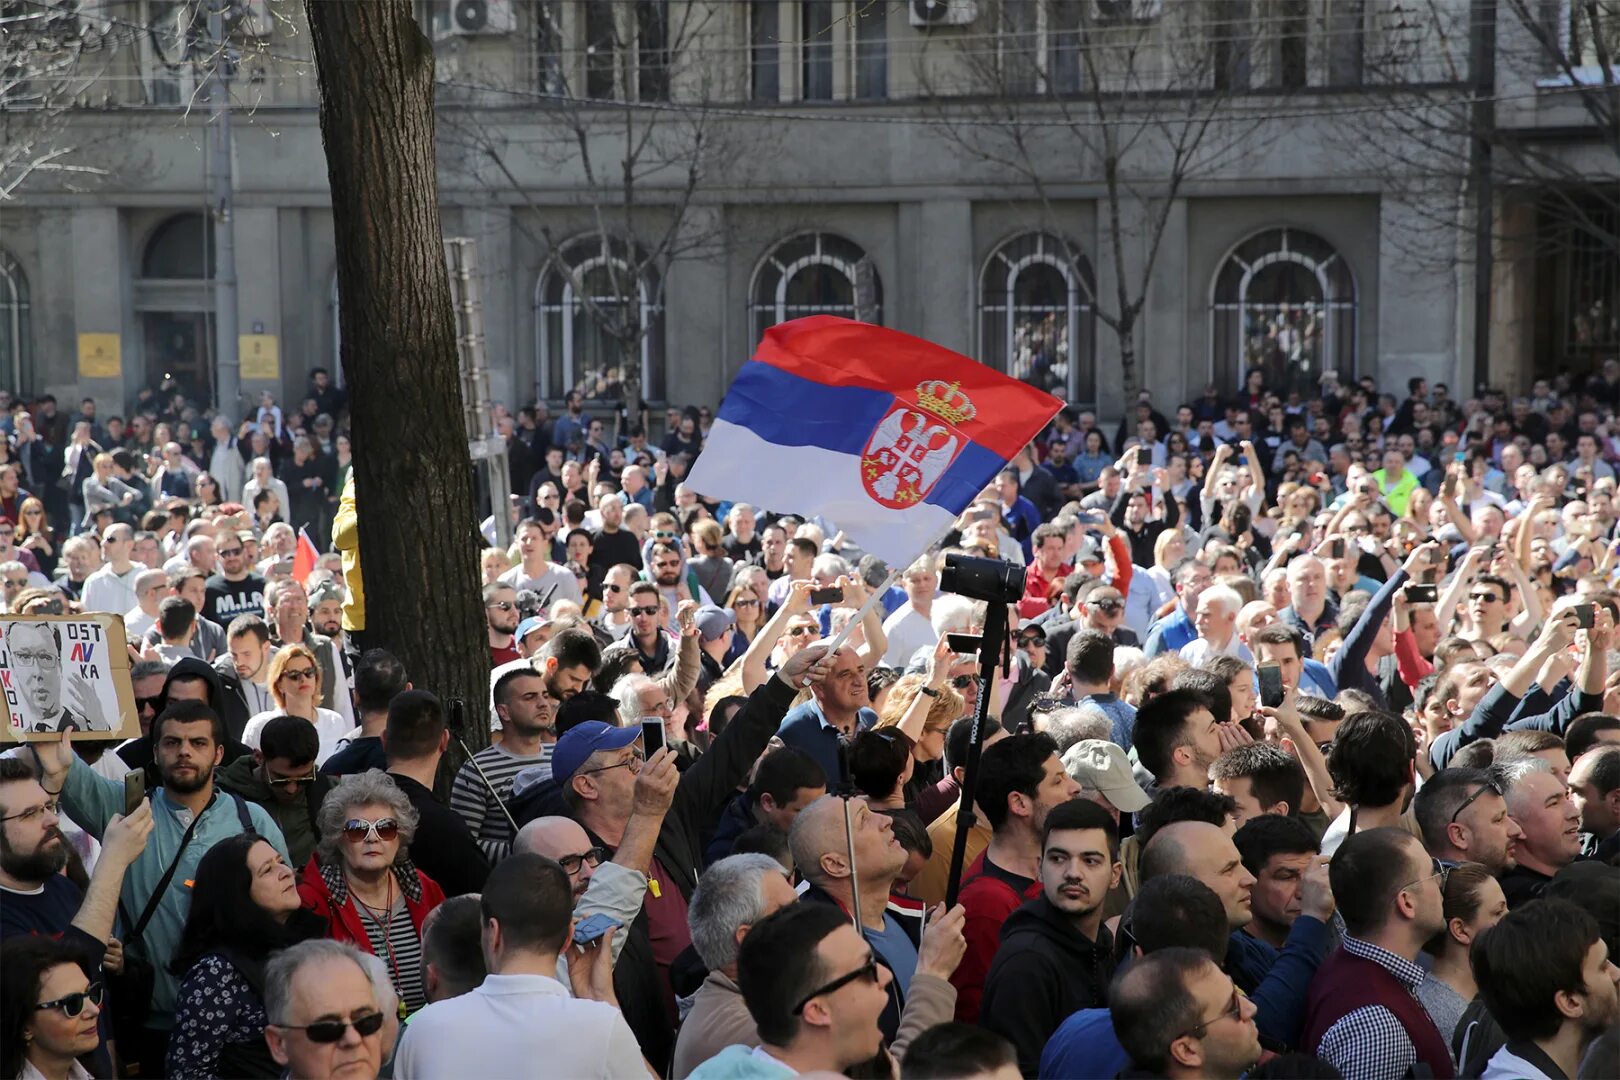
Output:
[
  {"xmin": 951, "ymin": 733, "xmax": 1082, "ymax": 1023},
  {"xmin": 535, "ymin": 628, "xmax": 600, "ymax": 702},
  {"xmin": 1414, "ymin": 767, "xmax": 1525, "ymax": 874},
  {"xmin": 588, "ymin": 493, "xmax": 643, "ymax": 575},
  {"xmin": 484, "ymin": 582, "xmax": 522, "ymax": 666},
  {"xmin": 36, "ymin": 701, "xmax": 289, "ymax": 1072},
  {"xmin": 451, "ymin": 666, "xmax": 555, "ymax": 863},
  {"xmin": 0, "ymin": 759, "xmax": 154, "ymax": 1080},
  {"xmin": 980, "ymin": 798, "xmax": 1121, "ymax": 1075},
  {"xmin": 267, "ymin": 578, "xmax": 352, "ymax": 724},
  {"xmin": 202, "ymin": 531, "xmax": 266, "ymax": 625},
  {"xmin": 3, "ymin": 621, "xmax": 112, "ymax": 733}
]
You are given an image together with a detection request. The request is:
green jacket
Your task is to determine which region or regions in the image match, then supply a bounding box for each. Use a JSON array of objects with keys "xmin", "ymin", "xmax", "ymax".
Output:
[
  {"xmin": 1373, "ymin": 467, "xmax": 1420, "ymax": 516},
  {"xmin": 60, "ymin": 757, "xmax": 289, "ymax": 1030},
  {"xmin": 215, "ymin": 754, "xmax": 331, "ymax": 869}
]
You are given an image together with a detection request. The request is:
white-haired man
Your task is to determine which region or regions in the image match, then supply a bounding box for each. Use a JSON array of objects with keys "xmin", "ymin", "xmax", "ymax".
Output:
[{"xmin": 1180, "ymin": 584, "xmax": 1250, "ymax": 665}]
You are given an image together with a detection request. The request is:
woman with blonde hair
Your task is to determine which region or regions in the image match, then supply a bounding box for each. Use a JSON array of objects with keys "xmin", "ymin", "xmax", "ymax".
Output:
[
  {"xmin": 723, "ymin": 566, "xmax": 768, "ymax": 662},
  {"xmin": 1146, "ymin": 528, "xmax": 1186, "ymax": 610},
  {"xmin": 241, "ymin": 643, "xmax": 348, "ymax": 763},
  {"xmin": 81, "ymin": 451, "xmax": 140, "ymax": 524}
]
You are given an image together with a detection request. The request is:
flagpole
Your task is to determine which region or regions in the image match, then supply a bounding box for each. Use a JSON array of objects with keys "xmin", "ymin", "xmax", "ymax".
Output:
[{"xmin": 821, "ymin": 519, "xmax": 962, "ymax": 656}]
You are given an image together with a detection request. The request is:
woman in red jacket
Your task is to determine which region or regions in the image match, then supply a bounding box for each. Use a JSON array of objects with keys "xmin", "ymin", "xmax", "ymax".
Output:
[{"xmin": 298, "ymin": 769, "xmax": 444, "ymax": 1016}]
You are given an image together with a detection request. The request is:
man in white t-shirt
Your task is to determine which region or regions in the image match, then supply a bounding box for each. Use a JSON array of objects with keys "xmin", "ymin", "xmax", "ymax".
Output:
[{"xmin": 881, "ymin": 556, "xmax": 940, "ymax": 668}]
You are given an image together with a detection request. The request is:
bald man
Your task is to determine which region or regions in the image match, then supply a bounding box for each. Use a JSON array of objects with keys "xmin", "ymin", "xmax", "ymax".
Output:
[
  {"xmin": 514, "ymin": 815, "xmax": 645, "ymax": 965},
  {"xmin": 1138, "ymin": 821, "xmax": 1333, "ymax": 1049}
]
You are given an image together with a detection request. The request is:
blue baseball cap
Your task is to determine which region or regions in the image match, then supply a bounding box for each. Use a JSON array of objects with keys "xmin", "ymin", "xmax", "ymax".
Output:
[
  {"xmin": 552, "ymin": 721, "xmax": 643, "ymax": 785},
  {"xmin": 515, "ymin": 615, "xmax": 551, "ymax": 643}
]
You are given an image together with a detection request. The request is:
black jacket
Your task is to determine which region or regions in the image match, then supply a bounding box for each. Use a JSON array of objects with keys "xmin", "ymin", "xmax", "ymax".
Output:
[
  {"xmin": 210, "ymin": 655, "xmax": 257, "ymax": 744},
  {"xmin": 980, "ymin": 894, "xmax": 1116, "ymax": 1077},
  {"xmin": 117, "ymin": 657, "xmax": 251, "ymax": 779},
  {"xmin": 389, "ymin": 772, "xmax": 490, "ymax": 897},
  {"xmin": 584, "ymin": 676, "xmax": 797, "ymax": 1072}
]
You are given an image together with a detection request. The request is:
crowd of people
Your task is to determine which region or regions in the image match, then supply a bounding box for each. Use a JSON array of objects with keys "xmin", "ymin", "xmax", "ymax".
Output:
[{"xmin": 4, "ymin": 364, "xmax": 1620, "ymax": 1080}]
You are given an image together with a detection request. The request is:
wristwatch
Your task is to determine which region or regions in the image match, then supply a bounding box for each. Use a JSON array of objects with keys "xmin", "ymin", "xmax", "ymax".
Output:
[{"xmin": 919, "ymin": 686, "xmax": 941, "ymax": 698}]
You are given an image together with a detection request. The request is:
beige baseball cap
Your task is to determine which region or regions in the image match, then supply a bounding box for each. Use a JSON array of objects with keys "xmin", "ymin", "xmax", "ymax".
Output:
[{"xmin": 1062, "ymin": 739, "xmax": 1152, "ymax": 813}]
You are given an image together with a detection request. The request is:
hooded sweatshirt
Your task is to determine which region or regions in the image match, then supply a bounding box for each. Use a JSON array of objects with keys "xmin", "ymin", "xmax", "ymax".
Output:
[
  {"xmin": 979, "ymin": 894, "xmax": 1116, "ymax": 1077},
  {"xmin": 115, "ymin": 656, "xmax": 253, "ymax": 776},
  {"xmin": 214, "ymin": 753, "xmax": 331, "ymax": 867}
]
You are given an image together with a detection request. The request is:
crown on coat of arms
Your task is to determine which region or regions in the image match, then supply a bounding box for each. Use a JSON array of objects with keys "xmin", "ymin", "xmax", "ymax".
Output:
[{"xmin": 915, "ymin": 380, "xmax": 976, "ymax": 425}]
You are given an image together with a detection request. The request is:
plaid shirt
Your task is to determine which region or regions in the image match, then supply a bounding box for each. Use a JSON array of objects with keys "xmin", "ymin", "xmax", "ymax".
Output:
[{"xmin": 1316, "ymin": 936, "xmax": 1430, "ymax": 1080}]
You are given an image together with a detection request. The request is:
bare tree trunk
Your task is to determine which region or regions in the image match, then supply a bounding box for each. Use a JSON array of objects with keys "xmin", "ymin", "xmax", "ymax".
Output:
[{"xmin": 305, "ymin": 0, "xmax": 490, "ymax": 758}]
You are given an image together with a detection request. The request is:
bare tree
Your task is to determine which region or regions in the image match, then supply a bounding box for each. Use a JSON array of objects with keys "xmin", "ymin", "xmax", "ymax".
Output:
[
  {"xmin": 922, "ymin": 0, "xmax": 1273, "ymax": 403},
  {"xmin": 436, "ymin": 0, "xmax": 763, "ymax": 424},
  {"xmin": 0, "ymin": 1, "xmax": 127, "ymax": 200}
]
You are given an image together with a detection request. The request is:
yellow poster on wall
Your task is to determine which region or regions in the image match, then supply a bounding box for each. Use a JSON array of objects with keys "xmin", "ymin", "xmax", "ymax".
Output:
[
  {"xmin": 239, "ymin": 334, "xmax": 280, "ymax": 380},
  {"xmin": 76, "ymin": 334, "xmax": 121, "ymax": 379}
]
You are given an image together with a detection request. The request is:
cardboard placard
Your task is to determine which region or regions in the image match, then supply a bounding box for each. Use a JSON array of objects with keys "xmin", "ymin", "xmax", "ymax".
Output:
[{"xmin": 0, "ymin": 614, "xmax": 137, "ymax": 741}]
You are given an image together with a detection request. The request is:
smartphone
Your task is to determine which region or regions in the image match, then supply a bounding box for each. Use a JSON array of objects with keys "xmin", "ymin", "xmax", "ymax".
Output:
[
  {"xmin": 641, "ymin": 718, "xmax": 666, "ymax": 757},
  {"xmin": 1573, "ymin": 603, "xmax": 1596, "ymax": 629},
  {"xmin": 945, "ymin": 632, "xmax": 982, "ymax": 655},
  {"xmin": 122, "ymin": 773, "xmax": 144, "ymax": 816},
  {"xmin": 1454, "ymin": 451, "xmax": 1468, "ymax": 463},
  {"xmin": 809, "ymin": 587, "xmax": 844, "ymax": 605},
  {"xmin": 1236, "ymin": 455, "xmax": 1248, "ymax": 466},
  {"xmin": 1258, "ymin": 664, "xmax": 1285, "ymax": 709},
  {"xmin": 1135, "ymin": 446, "xmax": 1152, "ymax": 466},
  {"xmin": 1077, "ymin": 510, "xmax": 1107, "ymax": 526},
  {"xmin": 1330, "ymin": 539, "xmax": 1346, "ymax": 559},
  {"xmin": 1404, "ymin": 584, "xmax": 1439, "ymax": 603},
  {"xmin": 572, "ymin": 912, "xmax": 623, "ymax": 947}
]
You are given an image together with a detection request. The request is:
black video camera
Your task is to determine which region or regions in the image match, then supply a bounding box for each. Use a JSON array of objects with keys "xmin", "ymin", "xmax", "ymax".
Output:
[{"xmin": 940, "ymin": 552, "xmax": 1025, "ymax": 605}]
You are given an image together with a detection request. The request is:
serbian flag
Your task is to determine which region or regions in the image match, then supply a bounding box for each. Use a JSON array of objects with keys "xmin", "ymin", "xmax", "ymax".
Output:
[
  {"xmin": 688, "ymin": 317, "xmax": 1063, "ymax": 568},
  {"xmin": 291, "ymin": 527, "xmax": 320, "ymax": 583}
]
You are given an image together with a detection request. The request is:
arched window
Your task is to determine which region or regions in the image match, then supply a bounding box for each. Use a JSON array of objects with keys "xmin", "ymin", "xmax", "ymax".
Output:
[
  {"xmin": 0, "ymin": 251, "xmax": 30, "ymax": 392},
  {"xmin": 142, "ymin": 213, "xmax": 213, "ymax": 279},
  {"xmin": 535, "ymin": 235, "xmax": 664, "ymax": 403},
  {"xmin": 979, "ymin": 232, "xmax": 1096, "ymax": 405},
  {"xmin": 750, "ymin": 232, "xmax": 881, "ymax": 344},
  {"xmin": 1211, "ymin": 227, "xmax": 1357, "ymax": 394}
]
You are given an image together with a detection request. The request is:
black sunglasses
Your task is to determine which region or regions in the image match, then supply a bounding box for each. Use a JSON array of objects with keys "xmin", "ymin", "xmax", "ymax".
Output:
[
  {"xmin": 630, "ymin": 605, "xmax": 661, "ymax": 617},
  {"xmin": 790, "ymin": 958, "xmax": 881, "ymax": 1015},
  {"xmin": 135, "ymin": 694, "xmax": 165, "ymax": 714},
  {"xmin": 951, "ymin": 674, "xmax": 980, "ymax": 690},
  {"xmin": 36, "ymin": 982, "xmax": 103, "ymax": 1018},
  {"xmin": 280, "ymin": 1010, "xmax": 387, "ymax": 1043},
  {"xmin": 1449, "ymin": 780, "xmax": 1500, "ymax": 824}
]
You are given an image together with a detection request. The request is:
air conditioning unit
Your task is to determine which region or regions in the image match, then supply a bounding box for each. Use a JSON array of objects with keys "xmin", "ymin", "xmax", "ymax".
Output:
[
  {"xmin": 909, "ymin": 0, "xmax": 978, "ymax": 29},
  {"xmin": 1092, "ymin": 0, "xmax": 1163, "ymax": 21},
  {"xmin": 449, "ymin": 0, "xmax": 516, "ymax": 36},
  {"xmin": 237, "ymin": 0, "xmax": 274, "ymax": 39}
]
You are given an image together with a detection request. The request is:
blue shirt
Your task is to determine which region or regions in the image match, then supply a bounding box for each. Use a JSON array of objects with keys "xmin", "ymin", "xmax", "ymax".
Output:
[
  {"xmin": 1040, "ymin": 1008, "xmax": 1131, "ymax": 1080},
  {"xmin": 777, "ymin": 699, "xmax": 877, "ymax": 786},
  {"xmin": 866, "ymin": 912, "xmax": 918, "ymax": 997},
  {"xmin": 1079, "ymin": 692, "xmax": 1137, "ymax": 748},
  {"xmin": 1143, "ymin": 606, "xmax": 1195, "ymax": 657}
]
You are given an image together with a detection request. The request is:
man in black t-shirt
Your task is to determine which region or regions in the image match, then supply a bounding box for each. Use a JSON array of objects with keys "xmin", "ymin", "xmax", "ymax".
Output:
[
  {"xmin": 204, "ymin": 531, "xmax": 267, "ymax": 624},
  {"xmin": 589, "ymin": 494, "xmax": 643, "ymax": 573}
]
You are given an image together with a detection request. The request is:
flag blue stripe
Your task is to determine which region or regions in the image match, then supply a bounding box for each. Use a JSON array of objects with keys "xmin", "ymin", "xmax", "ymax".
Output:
[{"xmin": 717, "ymin": 360, "xmax": 1013, "ymax": 515}]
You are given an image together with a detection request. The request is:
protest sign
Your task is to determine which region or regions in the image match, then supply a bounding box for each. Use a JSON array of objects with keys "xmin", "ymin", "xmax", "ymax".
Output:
[{"xmin": 0, "ymin": 614, "xmax": 137, "ymax": 741}]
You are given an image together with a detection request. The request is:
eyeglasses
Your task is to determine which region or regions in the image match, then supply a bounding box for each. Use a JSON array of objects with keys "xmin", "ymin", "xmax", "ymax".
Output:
[
  {"xmin": 790, "ymin": 957, "xmax": 882, "ymax": 1015},
  {"xmin": 279, "ymin": 1011, "xmax": 387, "ymax": 1044},
  {"xmin": 342, "ymin": 818, "xmax": 399, "ymax": 843},
  {"xmin": 630, "ymin": 605, "xmax": 661, "ymax": 617},
  {"xmin": 0, "ymin": 798, "xmax": 59, "ymax": 824},
  {"xmin": 281, "ymin": 667, "xmax": 318, "ymax": 683},
  {"xmin": 218, "ymin": 547, "xmax": 244, "ymax": 557},
  {"xmin": 486, "ymin": 600, "xmax": 516, "ymax": 611},
  {"xmin": 581, "ymin": 750, "xmax": 644, "ymax": 776},
  {"xmin": 35, "ymin": 982, "xmax": 103, "ymax": 1018},
  {"xmin": 1176, "ymin": 985, "xmax": 1245, "ymax": 1041},
  {"xmin": 1400, "ymin": 857, "xmax": 1451, "ymax": 895},
  {"xmin": 557, "ymin": 846, "xmax": 609, "ymax": 875},
  {"xmin": 268, "ymin": 770, "xmax": 318, "ymax": 788},
  {"xmin": 1449, "ymin": 781, "xmax": 1500, "ymax": 824}
]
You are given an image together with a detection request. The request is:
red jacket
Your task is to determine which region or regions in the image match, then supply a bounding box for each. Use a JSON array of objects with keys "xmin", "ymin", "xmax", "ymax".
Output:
[
  {"xmin": 949, "ymin": 849, "xmax": 1042, "ymax": 1023},
  {"xmin": 297, "ymin": 855, "xmax": 444, "ymax": 955}
]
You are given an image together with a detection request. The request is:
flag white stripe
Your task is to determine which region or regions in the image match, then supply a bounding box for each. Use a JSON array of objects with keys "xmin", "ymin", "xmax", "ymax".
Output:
[{"xmin": 687, "ymin": 419, "xmax": 960, "ymax": 569}]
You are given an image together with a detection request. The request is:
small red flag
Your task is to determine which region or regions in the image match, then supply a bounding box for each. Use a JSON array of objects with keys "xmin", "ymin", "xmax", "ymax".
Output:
[{"xmin": 292, "ymin": 527, "xmax": 320, "ymax": 584}]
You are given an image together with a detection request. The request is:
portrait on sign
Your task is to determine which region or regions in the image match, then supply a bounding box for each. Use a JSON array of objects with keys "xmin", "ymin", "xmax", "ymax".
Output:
[{"xmin": 1, "ymin": 614, "xmax": 137, "ymax": 741}]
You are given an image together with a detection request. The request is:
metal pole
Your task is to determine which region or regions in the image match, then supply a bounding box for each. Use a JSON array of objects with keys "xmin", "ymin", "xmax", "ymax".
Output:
[{"xmin": 208, "ymin": 0, "xmax": 240, "ymax": 415}]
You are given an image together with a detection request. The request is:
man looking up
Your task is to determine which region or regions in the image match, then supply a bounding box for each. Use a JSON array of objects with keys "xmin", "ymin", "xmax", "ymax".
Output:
[{"xmin": 778, "ymin": 644, "xmax": 877, "ymax": 786}]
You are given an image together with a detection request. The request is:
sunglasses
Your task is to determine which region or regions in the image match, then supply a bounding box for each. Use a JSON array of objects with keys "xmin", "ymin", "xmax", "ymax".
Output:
[
  {"xmin": 1092, "ymin": 599, "xmax": 1124, "ymax": 613},
  {"xmin": 281, "ymin": 667, "xmax": 318, "ymax": 683},
  {"xmin": 791, "ymin": 958, "xmax": 881, "ymax": 1015},
  {"xmin": 734, "ymin": 597, "xmax": 759, "ymax": 607},
  {"xmin": 951, "ymin": 674, "xmax": 980, "ymax": 690},
  {"xmin": 342, "ymin": 818, "xmax": 399, "ymax": 843},
  {"xmin": 630, "ymin": 605, "xmax": 661, "ymax": 617},
  {"xmin": 280, "ymin": 1011, "xmax": 387, "ymax": 1044},
  {"xmin": 1469, "ymin": 593, "xmax": 1502, "ymax": 604},
  {"xmin": 135, "ymin": 694, "xmax": 165, "ymax": 714},
  {"xmin": 487, "ymin": 600, "xmax": 516, "ymax": 611},
  {"xmin": 1449, "ymin": 781, "xmax": 1500, "ymax": 824},
  {"xmin": 557, "ymin": 846, "xmax": 609, "ymax": 875},
  {"xmin": 1018, "ymin": 634, "xmax": 1045, "ymax": 648},
  {"xmin": 218, "ymin": 547, "xmax": 244, "ymax": 557},
  {"xmin": 787, "ymin": 625, "xmax": 818, "ymax": 637},
  {"xmin": 268, "ymin": 769, "xmax": 317, "ymax": 787},
  {"xmin": 653, "ymin": 531, "xmax": 678, "ymax": 541},
  {"xmin": 35, "ymin": 982, "xmax": 103, "ymax": 1018},
  {"xmin": 604, "ymin": 583, "xmax": 623, "ymax": 593}
]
